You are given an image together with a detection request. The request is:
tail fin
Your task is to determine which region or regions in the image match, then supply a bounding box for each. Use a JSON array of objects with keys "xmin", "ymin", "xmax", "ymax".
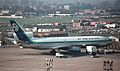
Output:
[{"xmin": 9, "ymin": 20, "xmax": 31, "ymax": 43}]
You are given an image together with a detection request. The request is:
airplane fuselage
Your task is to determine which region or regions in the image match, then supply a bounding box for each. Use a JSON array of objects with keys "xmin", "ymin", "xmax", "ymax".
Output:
[
  {"xmin": 9, "ymin": 20, "xmax": 112, "ymax": 50},
  {"xmin": 28, "ymin": 36, "xmax": 112, "ymax": 48},
  {"xmin": 31, "ymin": 36, "xmax": 110, "ymax": 44}
]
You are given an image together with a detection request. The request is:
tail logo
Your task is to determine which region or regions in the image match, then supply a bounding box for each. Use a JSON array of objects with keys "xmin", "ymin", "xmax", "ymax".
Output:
[{"xmin": 12, "ymin": 23, "xmax": 19, "ymax": 32}]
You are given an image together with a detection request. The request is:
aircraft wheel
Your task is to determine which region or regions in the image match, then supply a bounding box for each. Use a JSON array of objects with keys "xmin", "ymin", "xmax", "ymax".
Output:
[{"xmin": 50, "ymin": 49, "xmax": 56, "ymax": 55}]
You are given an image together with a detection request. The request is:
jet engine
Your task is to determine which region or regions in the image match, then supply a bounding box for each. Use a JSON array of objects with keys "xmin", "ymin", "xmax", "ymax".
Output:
[{"xmin": 68, "ymin": 46, "xmax": 81, "ymax": 53}]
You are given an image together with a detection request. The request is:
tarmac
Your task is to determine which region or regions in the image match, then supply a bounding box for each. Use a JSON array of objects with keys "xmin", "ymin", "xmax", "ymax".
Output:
[{"xmin": 0, "ymin": 47, "xmax": 120, "ymax": 71}]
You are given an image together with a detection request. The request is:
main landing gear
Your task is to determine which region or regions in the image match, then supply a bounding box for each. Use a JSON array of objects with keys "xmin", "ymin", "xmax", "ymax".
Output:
[{"xmin": 50, "ymin": 49, "xmax": 56, "ymax": 55}]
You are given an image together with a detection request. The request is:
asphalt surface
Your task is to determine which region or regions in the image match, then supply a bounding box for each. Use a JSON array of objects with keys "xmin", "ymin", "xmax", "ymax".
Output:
[{"xmin": 0, "ymin": 48, "xmax": 120, "ymax": 71}]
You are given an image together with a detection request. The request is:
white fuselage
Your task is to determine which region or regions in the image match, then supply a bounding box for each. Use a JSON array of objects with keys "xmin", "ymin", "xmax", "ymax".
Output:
[{"xmin": 32, "ymin": 36, "xmax": 110, "ymax": 43}]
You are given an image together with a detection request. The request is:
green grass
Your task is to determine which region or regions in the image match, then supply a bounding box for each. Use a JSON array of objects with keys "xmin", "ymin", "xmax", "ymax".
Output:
[
  {"xmin": 0, "ymin": 16, "xmax": 82, "ymax": 32},
  {"xmin": 0, "ymin": 16, "xmax": 82, "ymax": 25}
]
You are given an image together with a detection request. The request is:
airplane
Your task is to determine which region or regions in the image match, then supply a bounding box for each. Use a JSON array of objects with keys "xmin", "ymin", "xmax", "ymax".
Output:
[{"xmin": 9, "ymin": 20, "xmax": 112, "ymax": 56}]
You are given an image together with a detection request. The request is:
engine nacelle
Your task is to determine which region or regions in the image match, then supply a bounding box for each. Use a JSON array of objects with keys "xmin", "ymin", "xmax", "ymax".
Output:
[{"xmin": 69, "ymin": 47, "xmax": 81, "ymax": 53}]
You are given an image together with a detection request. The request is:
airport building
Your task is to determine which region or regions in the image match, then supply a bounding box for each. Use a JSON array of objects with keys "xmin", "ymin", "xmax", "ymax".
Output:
[
  {"xmin": 0, "ymin": 22, "xmax": 17, "ymax": 46},
  {"xmin": 24, "ymin": 24, "xmax": 68, "ymax": 37}
]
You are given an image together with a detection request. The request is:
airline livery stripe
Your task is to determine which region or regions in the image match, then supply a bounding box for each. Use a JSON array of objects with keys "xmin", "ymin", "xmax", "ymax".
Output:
[{"xmin": 31, "ymin": 40, "xmax": 111, "ymax": 44}]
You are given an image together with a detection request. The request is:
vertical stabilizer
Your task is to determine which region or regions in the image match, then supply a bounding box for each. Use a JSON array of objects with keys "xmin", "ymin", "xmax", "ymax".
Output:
[{"xmin": 9, "ymin": 20, "xmax": 31, "ymax": 43}]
